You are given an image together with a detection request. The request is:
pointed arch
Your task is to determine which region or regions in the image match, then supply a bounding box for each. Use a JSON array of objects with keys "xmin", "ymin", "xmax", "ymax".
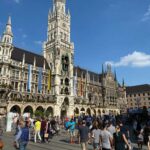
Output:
[
  {"xmin": 45, "ymin": 107, "xmax": 53, "ymax": 117},
  {"xmin": 10, "ymin": 105, "xmax": 21, "ymax": 114},
  {"xmin": 23, "ymin": 106, "xmax": 33, "ymax": 116}
]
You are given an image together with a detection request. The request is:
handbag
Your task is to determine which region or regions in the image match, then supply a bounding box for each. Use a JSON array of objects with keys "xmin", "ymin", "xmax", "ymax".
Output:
[{"xmin": 44, "ymin": 133, "xmax": 49, "ymax": 138}]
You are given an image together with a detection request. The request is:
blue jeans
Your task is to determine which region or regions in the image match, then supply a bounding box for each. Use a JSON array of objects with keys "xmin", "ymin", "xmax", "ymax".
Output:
[{"xmin": 19, "ymin": 141, "xmax": 28, "ymax": 150}]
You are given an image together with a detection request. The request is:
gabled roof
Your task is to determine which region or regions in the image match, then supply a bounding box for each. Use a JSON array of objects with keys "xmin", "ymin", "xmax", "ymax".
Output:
[
  {"xmin": 73, "ymin": 66, "xmax": 101, "ymax": 82},
  {"xmin": 11, "ymin": 47, "xmax": 50, "ymax": 69},
  {"xmin": 126, "ymin": 84, "xmax": 150, "ymax": 94}
]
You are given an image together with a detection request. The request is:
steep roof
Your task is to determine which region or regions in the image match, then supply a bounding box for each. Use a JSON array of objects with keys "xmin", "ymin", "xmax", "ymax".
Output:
[
  {"xmin": 126, "ymin": 84, "xmax": 150, "ymax": 94},
  {"xmin": 73, "ymin": 66, "xmax": 101, "ymax": 82},
  {"xmin": 11, "ymin": 47, "xmax": 50, "ymax": 69}
]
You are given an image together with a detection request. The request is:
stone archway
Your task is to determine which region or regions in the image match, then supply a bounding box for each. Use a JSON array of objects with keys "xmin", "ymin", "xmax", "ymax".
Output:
[
  {"xmin": 93, "ymin": 109, "xmax": 96, "ymax": 116},
  {"xmin": 80, "ymin": 108, "xmax": 85, "ymax": 115},
  {"xmin": 10, "ymin": 105, "xmax": 21, "ymax": 114},
  {"xmin": 45, "ymin": 107, "xmax": 53, "ymax": 117},
  {"xmin": 23, "ymin": 105, "xmax": 33, "ymax": 117},
  {"xmin": 74, "ymin": 107, "xmax": 79, "ymax": 116},
  {"xmin": 61, "ymin": 97, "xmax": 69, "ymax": 118},
  {"xmin": 35, "ymin": 106, "xmax": 44, "ymax": 117},
  {"xmin": 86, "ymin": 108, "xmax": 91, "ymax": 116},
  {"xmin": 81, "ymin": 108, "xmax": 85, "ymax": 112},
  {"xmin": 98, "ymin": 109, "xmax": 101, "ymax": 115}
]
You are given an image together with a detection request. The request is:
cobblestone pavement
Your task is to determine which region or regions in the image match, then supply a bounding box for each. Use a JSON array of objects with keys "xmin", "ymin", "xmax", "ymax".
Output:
[{"xmin": 1, "ymin": 130, "xmax": 148, "ymax": 150}]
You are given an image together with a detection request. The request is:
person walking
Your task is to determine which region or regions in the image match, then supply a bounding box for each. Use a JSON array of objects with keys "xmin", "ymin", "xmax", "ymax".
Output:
[
  {"xmin": 15, "ymin": 120, "xmax": 29, "ymax": 150},
  {"xmin": 113, "ymin": 124, "xmax": 127, "ymax": 150},
  {"xmin": 68, "ymin": 118, "xmax": 76, "ymax": 144},
  {"xmin": 34, "ymin": 118, "xmax": 42, "ymax": 143},
  {"xmin": 40, "ymin": 117, "xmax": 47, "ymax": 143},
  {"xmin": 137, "ymin": 128, "xmax": 143, "ymax": 150},
  {"xmin": 91, "ymin": 121, "xmax": 101, "ymax": 150},
  {"xmin": 107, "ymin": 121, "xmax": 115, "ymax": 137},
  {"xmin": 100, "ymin": 123, "xmax": 113, "ymax": 150},
  {"xmin": 78, "ymin": 120, "xmax": 89, "ymax": 150}
]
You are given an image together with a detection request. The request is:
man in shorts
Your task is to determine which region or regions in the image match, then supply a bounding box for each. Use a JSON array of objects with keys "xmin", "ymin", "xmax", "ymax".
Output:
[
  {"xmin": 68, "ymin": 119, "xmax": 76, "ymax": 144},
  {"xmin": 78, "ymin": 120, "xmax": 89, "ymax": 150}
]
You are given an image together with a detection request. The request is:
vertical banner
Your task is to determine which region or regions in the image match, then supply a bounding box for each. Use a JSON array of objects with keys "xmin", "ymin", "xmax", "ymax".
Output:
[
  {"xmin": 48, "ymin": 70, "xmax": 51, "ymax": 91},
  {"xmin": 80, "ymin": 72, "xmax": 83, "ymax": 96},
  {"xmin": 85, "ymin": 70, "xmax": 88, "ymax": 98},
  {"xmin": 20, "ymin": 69, "xmax": 23, "ymax": 92},
  {"xmin": 27, "ymin": 64, "xmax": 32, "ymax": 91},
  {"xmin": 38, "ymin": 67, "xmax": 43, "ymax": 92},
  {"xmin": 73, "ymin": 69, "xmax": 77, "ymax": 96}
]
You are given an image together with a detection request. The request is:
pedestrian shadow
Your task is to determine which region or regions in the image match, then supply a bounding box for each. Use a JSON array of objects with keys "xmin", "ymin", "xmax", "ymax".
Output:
[{"xmin": 60, "ymin": 139, "xmax": 70, "ymax": 144}]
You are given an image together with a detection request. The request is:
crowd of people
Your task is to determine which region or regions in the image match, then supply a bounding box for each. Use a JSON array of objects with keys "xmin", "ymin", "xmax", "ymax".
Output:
[{"xmin": 2, "ymin": 114, "xmax": 150, "ymax": 150}]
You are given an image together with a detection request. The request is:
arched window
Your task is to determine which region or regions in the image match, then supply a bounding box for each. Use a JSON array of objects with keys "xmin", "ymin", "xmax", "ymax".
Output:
[
  {"xmin": 60, "ymin": 88, "xmax": 64, "ymax": 94},
  {"xmin": 64, "ymin": 87, "xmax": 69, "ymax": 95},
  {"xmin": 62, "ymin": 55, "xmax": 69, "ymax": 71},
  {"xmin": 65, "ymin": 78, "xmax": 69, "ymax": 86},
  {"xmin": 88, "ymin": 93, "xmax": 92, "ymax": 102}
]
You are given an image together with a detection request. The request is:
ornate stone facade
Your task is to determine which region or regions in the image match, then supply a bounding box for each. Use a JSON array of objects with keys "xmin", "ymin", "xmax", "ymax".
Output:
[{"xmin": 0, "ymin": 0, "xmax": 126, "ymax": 119}]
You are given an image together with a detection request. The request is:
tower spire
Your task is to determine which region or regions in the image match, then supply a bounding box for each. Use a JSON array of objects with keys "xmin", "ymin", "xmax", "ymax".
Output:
[
  {"xmin": 1, "ymin": 16, "xmax": 13, "ymax": 44},
  {"xmin": 102, "ymin": 64, "xmax": 104, "ymax": 74},
  {"xmin": 114, "ymin": 69, "xmax": 117, "ymax": 81},
  {"xmin": 122, "ymin": 78, "xmax": 125, "ymax": 87},
  {"xmin": 7, "ymin": 16, "xmax": 11, "ymax": 25}
]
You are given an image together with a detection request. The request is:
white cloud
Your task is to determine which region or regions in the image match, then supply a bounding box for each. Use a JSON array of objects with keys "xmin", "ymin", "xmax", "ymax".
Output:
[
  {"xmin": 105, "ymin": 51, "xmax": 150, "ymax": 67},
  {"xmin": 141, "ymin": 5, "xmax": 150, "ymax": 21},
  {"xmin": 14, "ymin": 0, "xmax": 20, "ymax": 3},
  {"xmin": 34, "ymin": 41, "xmax": 43, "ymax": 45}
]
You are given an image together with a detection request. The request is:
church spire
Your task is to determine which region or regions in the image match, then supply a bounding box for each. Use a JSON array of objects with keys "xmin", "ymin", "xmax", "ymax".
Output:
[
  {"xmin": 1, "ymin": 16, "xmax": 13, "ymax": 44},
  {"xmin": 102, "ymin": 64, "xmax": 104, "ymax": 74},
  {"xmin": 114, "ymin": 69, "xmax": 117, "ymax": 81},
  {"xmin": 122, "ymin": 78, "xmax": 125, "ymax": 87}
]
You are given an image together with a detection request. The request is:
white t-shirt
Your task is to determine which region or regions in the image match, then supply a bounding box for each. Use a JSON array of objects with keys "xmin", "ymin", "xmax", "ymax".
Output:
[
  {"xmin": 107, "ymin": 125, "xmax": 116, "ymax": 136},
  {"xmin": 100, "ymin": 130, "xmax": 112, "ymax": 149},
  {"xmin": 92, "ymin": 129, "xmax": 101, "ymax": 143}
]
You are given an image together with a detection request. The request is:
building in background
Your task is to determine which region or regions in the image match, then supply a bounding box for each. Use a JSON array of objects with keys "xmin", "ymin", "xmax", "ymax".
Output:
[
  {"xmin": 126, "ymin": 84, "xmax": 150, "ymax": 111},
  {"xmin": 0, "ymin": 0, "xmax": 126, "ymax": 119}
]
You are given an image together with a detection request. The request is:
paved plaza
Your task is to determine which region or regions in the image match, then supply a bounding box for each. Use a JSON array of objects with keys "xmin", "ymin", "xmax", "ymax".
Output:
[{"xmin": 1, "ymin": 129, "xmax": 148, "ymax": 150}]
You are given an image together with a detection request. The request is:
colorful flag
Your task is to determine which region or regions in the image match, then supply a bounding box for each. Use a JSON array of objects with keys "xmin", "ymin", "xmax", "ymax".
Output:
[
  {"xmin": 73, "ymin": 69, "xmax": 77, "ymax": 96},
  {"xmin": 38, "ymin": 67, "xmax": 43, "ymax": 92},
  {"xmin": 81, "ymin": 72, "xmax": 83, "ymax": 96},
  {"xmin": 48, "ymin": 70, "xmax": 51, "ymax": 91},
  {"xmin": 27, "ymin": 65, "xmax": 32, "ymax": 91}
]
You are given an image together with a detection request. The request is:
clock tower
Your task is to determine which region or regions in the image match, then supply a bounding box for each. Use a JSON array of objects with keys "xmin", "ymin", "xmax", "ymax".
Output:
[{"xmin": 43, "ymin": 0, "xmax": 74, "ymax": 117}]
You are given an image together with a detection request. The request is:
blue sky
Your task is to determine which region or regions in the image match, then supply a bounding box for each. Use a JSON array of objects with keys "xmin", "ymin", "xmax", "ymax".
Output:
[{"xmin": 0, "ymin": 0, "xmax": 150, "ymax": 86}]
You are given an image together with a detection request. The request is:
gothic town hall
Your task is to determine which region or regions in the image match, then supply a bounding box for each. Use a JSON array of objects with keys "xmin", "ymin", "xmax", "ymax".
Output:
[{"xmin": 0, "ymin": 0, "xmax": 126, "ymax": 119}]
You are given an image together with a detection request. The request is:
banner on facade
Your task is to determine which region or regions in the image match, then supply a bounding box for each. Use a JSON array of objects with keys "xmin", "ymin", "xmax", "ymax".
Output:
[
  {"xmin": 38, "ymin": 67, "xmax": 43, "ymax": 92},
  {"xmin": 73, "ymin": 69, "xmax": 77, "ymax": 96},
  {"xmin": 48, "ymin": 70, "xmax": 51, "ymax": 90},
  {"xmin": 27, "ymin": 64, "xmax": 32, "ymax": 91}
]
